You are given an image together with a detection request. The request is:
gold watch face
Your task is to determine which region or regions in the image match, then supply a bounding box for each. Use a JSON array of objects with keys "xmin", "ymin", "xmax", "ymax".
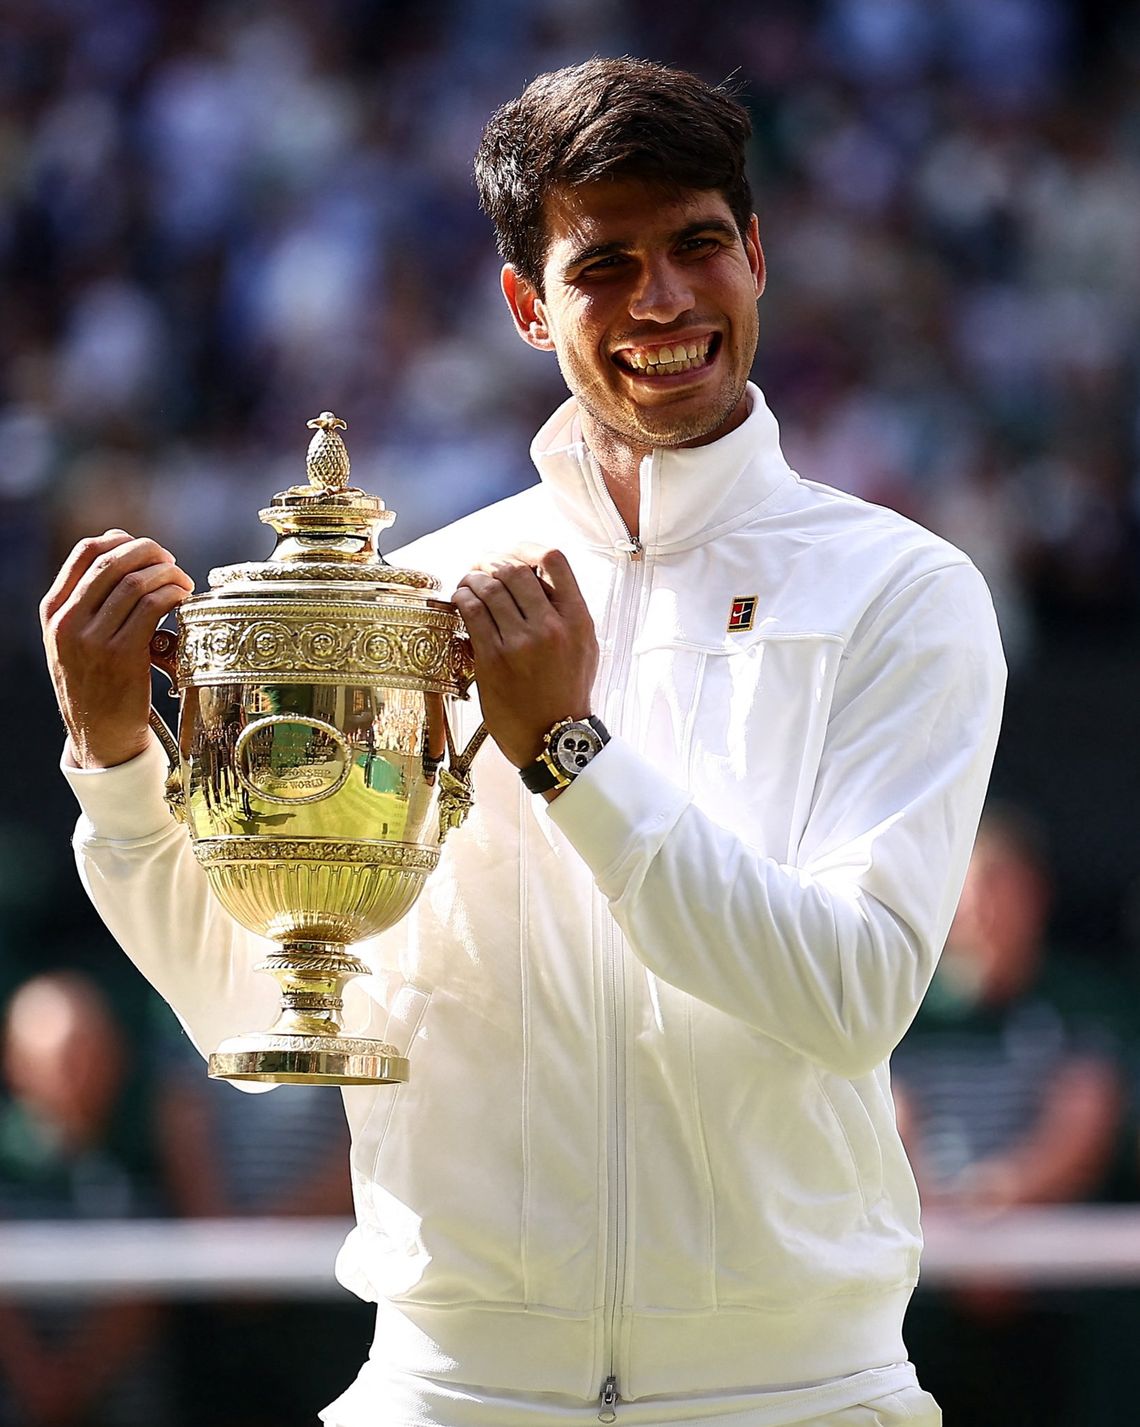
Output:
[{"xmin": 549, "ymin": 722, "xmax": 604, "ymax": 779}]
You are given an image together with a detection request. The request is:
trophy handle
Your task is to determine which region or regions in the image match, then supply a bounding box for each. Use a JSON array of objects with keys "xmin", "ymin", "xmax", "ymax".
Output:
[
  {"xmin": 435, "ymin": 698, "xmax": 488, "ymax": 839},
  {"xmin": 148, "ymin": 628, "xmax": 187, "ymax": 823}
]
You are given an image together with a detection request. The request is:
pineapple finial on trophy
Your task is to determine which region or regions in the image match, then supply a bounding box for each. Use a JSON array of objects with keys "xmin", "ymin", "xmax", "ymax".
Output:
[{"xmin": 305, "ymin": 411, "xmax": 351, "ymax": 491}]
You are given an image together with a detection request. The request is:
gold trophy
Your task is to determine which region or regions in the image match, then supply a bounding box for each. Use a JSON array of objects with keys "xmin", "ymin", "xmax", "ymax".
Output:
[{"xmin": 147, "ymin": 413, "xmax": 485, "ymax": 1086}]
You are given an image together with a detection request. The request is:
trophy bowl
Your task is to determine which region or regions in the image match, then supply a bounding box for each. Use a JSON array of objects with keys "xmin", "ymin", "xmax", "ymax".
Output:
[{"xmin": 148, "ymin": 413, "xmax": 484, "ymax": 1086}]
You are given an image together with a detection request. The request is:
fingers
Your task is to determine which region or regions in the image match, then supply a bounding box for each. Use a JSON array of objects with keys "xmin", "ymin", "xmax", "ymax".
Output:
[
  {"xmin": 87, "ymin": 561, "xmax": 194, "ymax": 644},
  {"xmin": 458, "ymin": 564, "xmax": 551, "ymax": 631},
  {"xmin": 451, "ymin": 585, "xmax": 490, "ymax": 629},
  {"xmin": 72, "ymin": 535, "xmax": 192, "ymax": 621},
  {"xmin": 457, "ymin": 547, "xmax": 587, "ymax": 634},
  {"xmin": 40, "ymin": 530, "xmax": 133, "ymax": 625},
  {"xmin": 42, "ymin": 532, "xmax": 192, "ymax": 635},
  {"xmin": 115, "ymin": 579, "xmax": 194, "ymax": 653},
  {"xmin": 492, "ymin": 545, "xmax": 588, "ymax": 621}
]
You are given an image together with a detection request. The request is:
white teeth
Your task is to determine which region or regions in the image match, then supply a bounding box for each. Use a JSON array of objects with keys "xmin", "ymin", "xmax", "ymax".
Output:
[{"xmin": 620, "ymin": 337, "xmax": 713, "ymax": 374}]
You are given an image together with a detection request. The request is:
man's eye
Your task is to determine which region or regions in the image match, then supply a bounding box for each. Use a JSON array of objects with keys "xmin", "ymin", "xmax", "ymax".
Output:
[
  {"xmin": 579, "ymin": 255, "xmax": 627, "ymax": 278},
  {"xmin": 679, "ymin": 237, "xmax": 718, "ymax": 256}
]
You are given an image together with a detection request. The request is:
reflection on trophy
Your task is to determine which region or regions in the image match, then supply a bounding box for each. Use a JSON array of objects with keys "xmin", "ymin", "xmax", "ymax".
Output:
[{"xmin": 147, "ymin": 412, "xmax": 485, "ymax": 1087}]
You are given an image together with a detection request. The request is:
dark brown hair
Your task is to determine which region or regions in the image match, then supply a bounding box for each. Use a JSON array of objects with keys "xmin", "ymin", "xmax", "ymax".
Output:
[{"xmin": 474, "ymin": 57, "xmax": 753, "ymax": 291}]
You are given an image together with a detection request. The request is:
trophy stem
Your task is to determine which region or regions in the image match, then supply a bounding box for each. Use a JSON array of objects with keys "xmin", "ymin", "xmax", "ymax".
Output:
[
  {"xmin": 207, "ymin": 939, "xmax": 410, "ymax": 1086},
  {"xmin": 260, "ymin": 939, "xmax": 366, "ymax": 1038}
]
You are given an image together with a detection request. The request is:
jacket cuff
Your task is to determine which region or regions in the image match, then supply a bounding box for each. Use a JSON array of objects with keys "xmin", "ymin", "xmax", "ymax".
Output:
[
  {"xmin": 62, "ymin": 732, "xmax": 176, "ymax": 841},
  {"xmin": 545, "ymin": 736, "xmax": 690, "ymax": 897}
]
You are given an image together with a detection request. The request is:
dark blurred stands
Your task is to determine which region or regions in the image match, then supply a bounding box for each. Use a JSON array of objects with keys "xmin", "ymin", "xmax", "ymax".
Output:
[{"xmin": 3, "ymin": 0, "xmax": 1140, "ymax": 1422}]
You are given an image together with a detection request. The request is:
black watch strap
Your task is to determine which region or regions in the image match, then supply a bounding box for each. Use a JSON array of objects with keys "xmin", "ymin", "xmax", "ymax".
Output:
[
  {"xmin": 520, "ymin": 716, "xmax": 610, "ymax": 794},
  {"xmin": 519, "ymin": 758, "xmax": 564, "ymax": 795}
]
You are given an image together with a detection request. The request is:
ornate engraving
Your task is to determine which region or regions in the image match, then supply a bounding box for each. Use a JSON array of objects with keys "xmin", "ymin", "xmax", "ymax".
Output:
[
  {"xmin": 234, "ymin": 714, "xmax": 352, "ymax": 805},
  {"xmin": 305, "ymin": 411, "xmax": 351, "ymax": 491},
  {"xmin": 193, "ymin": 837, "xmax": 440, "ymax": 873},
  {"xmin": 260, "ymin": 954, "xmax": 368, "ymax": 977},
  {"xmin": 449, "ymin": 636, "xmax": 476, "ymax": 693},
  {"xmin": 177, "ymin": 601, "xmax": 464, "ymax": 691},
  {"xmin": 208, "ymin": 562, "xmax": 439, "ymax": 589},
  {"xmin": 438, "ymin": 766, "xmax": 475, "ymax": 838},
  {"xmin": 279, "ymin": 990, "xmax": 344, "ymax": 1011}
]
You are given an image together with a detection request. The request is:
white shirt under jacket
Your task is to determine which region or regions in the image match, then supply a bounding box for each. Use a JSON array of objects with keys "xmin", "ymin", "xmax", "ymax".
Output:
[{"xmin": 64, "ymin": 385, "xmax": 1005, "ymax": 1425}]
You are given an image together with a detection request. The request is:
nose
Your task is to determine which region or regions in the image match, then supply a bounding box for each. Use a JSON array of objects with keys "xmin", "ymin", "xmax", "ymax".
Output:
[{"xmin": 628, "ymin": 257, "xmax": 694, "ymax": 324}]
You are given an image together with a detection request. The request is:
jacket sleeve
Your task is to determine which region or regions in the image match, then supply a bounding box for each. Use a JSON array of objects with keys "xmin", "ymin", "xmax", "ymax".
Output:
[
  {"xmin": 64, "ymin": 736, "xmax": 282, "ymax": 1069},
  {"xmin": 548, "ymin": 561, "xmax": 1007, "ymax": 1078}
]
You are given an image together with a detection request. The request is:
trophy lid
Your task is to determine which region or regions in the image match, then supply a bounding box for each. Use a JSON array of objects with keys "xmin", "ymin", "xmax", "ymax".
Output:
[{"xmin": 207, "ymin": 412, "xmax": 439, "ymax": 592}]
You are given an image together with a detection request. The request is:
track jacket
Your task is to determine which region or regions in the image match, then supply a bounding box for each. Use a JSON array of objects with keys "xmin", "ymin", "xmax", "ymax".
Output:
[{"xmin": 65, "ymin": 385, "xmax": 1005, "ymax": 1420}]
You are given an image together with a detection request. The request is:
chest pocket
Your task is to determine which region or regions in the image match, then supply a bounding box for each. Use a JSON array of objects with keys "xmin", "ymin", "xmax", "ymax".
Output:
[{"xmin": 631, "ymin": 631, "xmax": 844, "ymax": 860}]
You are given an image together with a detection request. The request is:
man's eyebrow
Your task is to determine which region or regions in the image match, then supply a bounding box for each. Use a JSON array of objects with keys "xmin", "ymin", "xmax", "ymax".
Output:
[
  {"xmin": 562, "ymin": 240, "xmax": 628, "ymax": 272},
  {"xmin": 673, "ymin": 217, "xmax": 739, "ymax": 243},
  {"xmin": 561, "ymin": 218, "xmax": 739, "ymax": 274}
]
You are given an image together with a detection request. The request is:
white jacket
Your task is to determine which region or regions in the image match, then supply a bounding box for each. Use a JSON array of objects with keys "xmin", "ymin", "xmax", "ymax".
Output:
[{"xmin": 65, "ymin": 386, "xmax": 1005, "ymax": 1416}]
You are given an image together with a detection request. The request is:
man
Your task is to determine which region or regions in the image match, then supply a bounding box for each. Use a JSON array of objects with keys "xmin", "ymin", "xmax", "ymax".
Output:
[{"xmin": 41, "ymin": 58, "xmax": 1004, "ymax": 1426}]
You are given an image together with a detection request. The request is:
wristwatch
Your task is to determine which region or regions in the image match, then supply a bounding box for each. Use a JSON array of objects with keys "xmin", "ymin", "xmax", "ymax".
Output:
[{"xmin": 519, "ymin": 715, "xmax": 610, "ymax": 794}]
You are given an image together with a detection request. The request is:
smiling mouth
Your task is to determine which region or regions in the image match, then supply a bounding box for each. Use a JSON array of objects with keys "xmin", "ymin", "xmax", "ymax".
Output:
[{"xmin": 613, "ymin": 333, "xmax": 720, "ymax": 377}]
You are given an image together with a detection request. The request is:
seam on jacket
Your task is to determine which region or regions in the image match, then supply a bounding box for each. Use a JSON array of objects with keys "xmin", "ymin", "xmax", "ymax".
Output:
[
  {"xmin": 634, "ymin": 632, "xmax": 847, "ymax": 658},
  {"xmin": 811, "ymin": 1063, "xmax": 871, "ymax": 1214},
  {"xmin": 685, "ymin": 995, "xmax": 718, "ymax": 1309},
  {"xmin": 592, "ymin": 880, "xmax": 611, "ymax": 1385},
  {"xmin": 518, "ymin": 777, "xmax": 533, "ymax": 1308},
  {"xmin": 680, "ymin": 650, "xmax": 705, "ymax": 782},
  {"xmin": 652, "ymin": 480, "xmax": 797, "ymax": 555},
  {"xmin": 621, "ymin": 936, "xmax": 637, "ymax": 1375},
  {"xmin": 840, "ymin": 561, "xmax": 975, "ymax": 670},
  {"xmin": 363, "ymin": 987, "xmax": 432, "ymax": 1195},
  {"xmin": 382, "ymin": 1281, "xmax": 915, "ymax": 1313},
  {"xmin": 389, "ymin": 1296, "xmax": 603, "ymax": 1316}
]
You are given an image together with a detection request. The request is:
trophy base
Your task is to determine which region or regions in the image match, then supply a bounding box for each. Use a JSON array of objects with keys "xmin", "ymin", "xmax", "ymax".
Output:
[{"xmin": 208, "ymin": 1034, "xmax": 410, "ymax": 1086}]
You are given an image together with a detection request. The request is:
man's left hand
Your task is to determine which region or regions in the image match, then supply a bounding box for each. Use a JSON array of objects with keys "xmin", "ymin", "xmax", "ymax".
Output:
[{"xmin": 453, "ymin": 545, "xmax": 598, "ymax": 770}]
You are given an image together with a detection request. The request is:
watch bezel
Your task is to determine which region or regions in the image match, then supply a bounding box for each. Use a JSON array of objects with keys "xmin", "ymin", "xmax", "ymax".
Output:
[
  {"xmin": 519, "ymin": 715, "xmax": 610, "ymax": 794},
  {"xmin": 547, "ymin": 720, "xmax": 607, "ymax": 779}
]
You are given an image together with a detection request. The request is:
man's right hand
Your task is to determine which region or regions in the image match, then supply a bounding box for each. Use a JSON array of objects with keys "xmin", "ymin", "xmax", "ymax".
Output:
[{"xmin": 40, "ymin": 530, "xmax": 195, "ymax": 770}]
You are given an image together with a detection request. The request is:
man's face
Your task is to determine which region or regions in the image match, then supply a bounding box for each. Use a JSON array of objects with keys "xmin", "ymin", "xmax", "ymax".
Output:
[{"xmin": 504, "ymin": 179, "xmax": 764, "ymax": 454}]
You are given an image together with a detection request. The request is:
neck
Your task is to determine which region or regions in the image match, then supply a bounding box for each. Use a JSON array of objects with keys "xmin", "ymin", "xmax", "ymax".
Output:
[{"xmin": 580, "ymin": 413, "xmax": 646, "ymax": 539}]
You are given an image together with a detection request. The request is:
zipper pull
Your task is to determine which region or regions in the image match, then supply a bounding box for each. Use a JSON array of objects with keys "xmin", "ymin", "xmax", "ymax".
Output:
[
  {"xmin": 598, "ymin": 1375, "xmax": 619, "ymax": 1423},
  {"xmin": 616, "ymin": 537, "xmax": 643, "ymax": 562}
]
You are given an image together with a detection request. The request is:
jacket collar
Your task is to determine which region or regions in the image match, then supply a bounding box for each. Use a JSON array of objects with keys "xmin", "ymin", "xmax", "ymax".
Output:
[{"xmin": 529, "ymin": 382, "xmax": 794, "ymax": 556}]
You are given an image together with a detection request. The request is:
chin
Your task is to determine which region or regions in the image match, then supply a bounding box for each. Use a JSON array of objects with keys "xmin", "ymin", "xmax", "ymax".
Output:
[{"xmin": 628, "ymin": 392, "xmax": 744, "ymax": 449}]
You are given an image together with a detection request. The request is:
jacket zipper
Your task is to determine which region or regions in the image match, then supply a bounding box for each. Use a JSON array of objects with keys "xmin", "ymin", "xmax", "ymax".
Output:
[
  {"xmin": 599, "ymin": 911, "xmax": 628, "ymax": 1422},
  {"xmin": 594, "ymin": 453, "xmax": 650, "ymax": 1420}
]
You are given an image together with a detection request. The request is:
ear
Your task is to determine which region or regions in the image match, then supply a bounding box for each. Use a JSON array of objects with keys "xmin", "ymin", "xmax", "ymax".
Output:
[
  {"xmin": 745, "ymin": 215, "xmax": 766, "ymax": 299},
  {"xmin": 501, "ymin": 265, "xmax": 555, "ymax": 352}
]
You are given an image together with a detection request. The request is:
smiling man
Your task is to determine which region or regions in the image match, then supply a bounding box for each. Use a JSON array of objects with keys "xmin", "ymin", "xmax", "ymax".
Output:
[
  {"xmin": 504, "ymin": 181, "xmax": 763, "ymax": 485},
  {"xmin": 45, "ymin": 58, "xmax": 1005, "ymax": 1427}
]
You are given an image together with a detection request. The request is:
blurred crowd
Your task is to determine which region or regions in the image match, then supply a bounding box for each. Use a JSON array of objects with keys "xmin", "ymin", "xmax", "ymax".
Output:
[
  {"xmin": 3, "ymin": 0, "xmax": 1140, "ymax": 1422},
  {"xmin": 1, "ymin": 0, "xmax": 1138, "ymax": 657}
]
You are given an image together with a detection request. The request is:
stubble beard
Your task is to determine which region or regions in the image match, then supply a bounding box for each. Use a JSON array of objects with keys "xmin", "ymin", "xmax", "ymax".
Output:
[
  {"xmin": 562, "ymin": 360, "xmax": 751, "ymax": 459},
  {"xmin": 560, "ymin": 307, "xmax": 759, "ymax": 458}
]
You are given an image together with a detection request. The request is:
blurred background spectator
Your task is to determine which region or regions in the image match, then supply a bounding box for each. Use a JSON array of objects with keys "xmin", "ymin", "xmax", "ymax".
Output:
[
  {"xmin": 4, "ymin": 0, "xmax": 1140, "ymax": 1421},
  {"xmin": 0, "ymin": 973, "xmax": 170, "ymax": 1424},
  {"xmin": 893, "ymin": 809, "xmax": 1127, "ymax": 1426}
]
